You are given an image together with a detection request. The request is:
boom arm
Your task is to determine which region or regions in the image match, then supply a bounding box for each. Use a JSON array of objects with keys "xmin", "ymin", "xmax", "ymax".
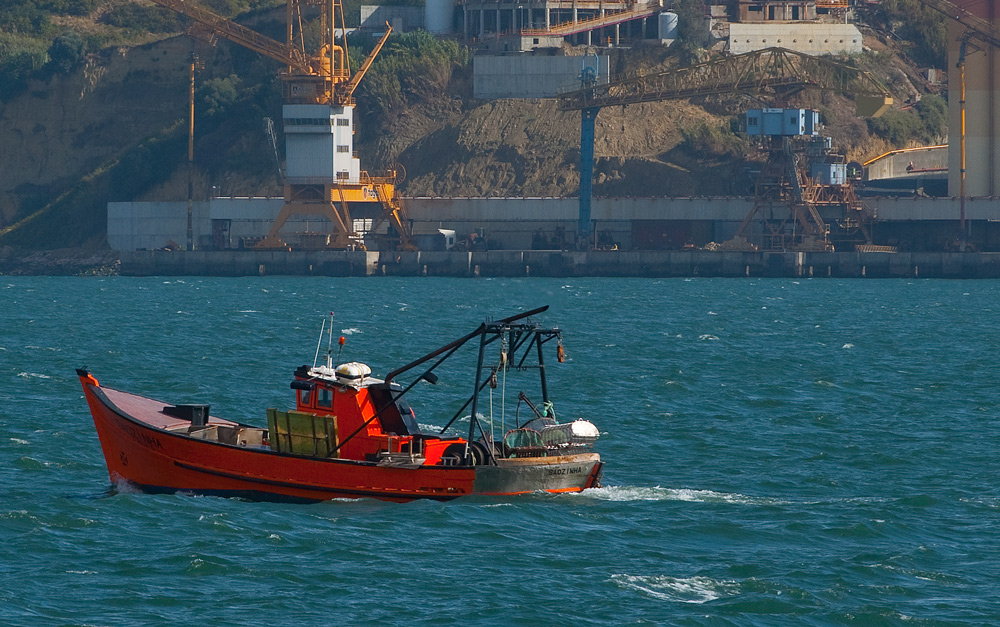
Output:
[
  {"xmin": 148, "ymin": 0, "xmax": 311, "ymax": 72},
  {"xmin": 334, "ymin": 23, "xmax": 392, "ymax": 105},
  {"xmin": 558, "ymin": 47, "xmax": 893, "ymax": 117}
]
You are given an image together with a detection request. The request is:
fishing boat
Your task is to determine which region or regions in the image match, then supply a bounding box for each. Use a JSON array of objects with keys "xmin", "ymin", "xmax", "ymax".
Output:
[{"xmin": 78, "ymin": 306, "xmax": 603, "ymax": 502}]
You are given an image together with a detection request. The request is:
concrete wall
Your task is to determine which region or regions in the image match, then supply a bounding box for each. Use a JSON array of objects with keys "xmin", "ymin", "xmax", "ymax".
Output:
[
  {"xmin": 360, "ymin": 5, "xmax": 424, "ymax": 30},
  {"xmin": 947, "ymin": 15, "xmax": 1000, "ymax": 197},
  {"xmin": 107, "ymin": 201, "xmax": 211, "ymax": 251},
  {"xmin": 473, "ymin": 55, "xmax": 610, "ymax": 99},
  {"xmin": 868, "ymin": 196, "xmax": 1000, "ymax": 221},
  {"xmin": 404, "ymin": 196, "xmax": 753, "ymax": 221},
  {"xmin": 108, "ymin": 196, "xmax": 1000, "ymax": 252},
  {"xmin": 121, "ymin": 249, "xmax": 1000, "ymax": 279},
  {"xmin": 728, "ymin": 23, "xmax": 862, "ymax": 55},
  {"xmin": 122, "ymin": 250, "xmax": 379, "ymax": 276},
  {"xmin": 866, "ymin": 145, "xmax": 947, "ymax": 181}
]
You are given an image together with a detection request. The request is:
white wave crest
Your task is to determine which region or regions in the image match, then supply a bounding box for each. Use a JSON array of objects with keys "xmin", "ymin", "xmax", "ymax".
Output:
[
  {"xmin": 341, "ymin": 328, "xmax": 362, "ymax": 335},
  {"xmin": 698, "ymin": 334, "xmax": 719, "ymax": 341},
  {"xmin": 611, "ymin": 574, "xmax": 739, "ymax": 604},
  {"xmin": 111, "ymin": 478, "xmax": 142, "ymax": 494},
  {"xmin": 9, "ymin": 438, "xmax": 29, "ymax": 445},
  {"xmin": 842, "ymin": 343, "xmax": 855, "ymax": 349},
  {"xmin": 17, "ymin": 372, "xmax": 51, "ymax": 379},
  {"xmin": 582, "ymin": 486, "xmax": 788, "ymax": 505}
]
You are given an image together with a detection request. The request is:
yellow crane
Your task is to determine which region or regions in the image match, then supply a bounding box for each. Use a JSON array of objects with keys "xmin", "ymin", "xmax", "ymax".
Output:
[{"xmin": 150, "ymin": 0, "xmax": 414, "ymax": 250}]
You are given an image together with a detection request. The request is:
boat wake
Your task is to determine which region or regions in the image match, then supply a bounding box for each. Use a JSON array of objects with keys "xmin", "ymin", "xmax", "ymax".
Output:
[
  {"xmin": 580, "ymin": 486, "xmax": 789, "ymax": 505},
  {"xmin": 610, "ymin": 574, "xmax": 739, "ymax": 603}
]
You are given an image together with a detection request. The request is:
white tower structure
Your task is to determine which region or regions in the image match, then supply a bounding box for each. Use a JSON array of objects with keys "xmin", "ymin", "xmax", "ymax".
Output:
[{"xmin": 284, "ymin": 104, "xmax": 361, "ymax": 182}]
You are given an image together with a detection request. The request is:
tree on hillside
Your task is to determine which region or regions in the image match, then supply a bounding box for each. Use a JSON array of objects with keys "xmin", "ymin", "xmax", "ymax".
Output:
[{"xmin": 48, "ymin": 30, "xmax": 86, "ymax": 73}]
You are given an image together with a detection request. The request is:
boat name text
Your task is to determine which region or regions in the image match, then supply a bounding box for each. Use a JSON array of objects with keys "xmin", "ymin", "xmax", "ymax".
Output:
[
  {"xmin": 119, "ymin": 421, "xmax": 164, "ymax": 451},
  {"xmin": 547, "ymin": 466, "xmax": 583, "ymax": 476}
]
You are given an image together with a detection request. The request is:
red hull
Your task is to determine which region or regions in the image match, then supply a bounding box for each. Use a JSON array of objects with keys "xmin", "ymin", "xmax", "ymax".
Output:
[{"xmin": 80, "ymin": 373, "xmax": 603, "ymax": 502}]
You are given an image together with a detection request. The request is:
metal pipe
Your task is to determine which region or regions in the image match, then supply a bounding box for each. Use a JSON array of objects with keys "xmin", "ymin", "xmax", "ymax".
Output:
[
  {"xmin": 537, "ymin": 331, "xmax": 548, "ymax": 404},
  {"xmin": 466, "ymin": 332, "xmax": 488, "ymax": 456},
  {"xmin": 959, "ymin": 39, "xmax": 967, "ymax": 249},
  {"xmin": 187, "ymin": 50, "xmax": 196, "ymax": 251},
  {"xmin": 579, "ymin": 107, "xmax": 597, "ymax": 243}
]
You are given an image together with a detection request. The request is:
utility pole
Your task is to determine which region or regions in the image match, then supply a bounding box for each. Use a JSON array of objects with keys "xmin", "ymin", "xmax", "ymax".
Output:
[
  {"xmin": 186, "ymin": 51, "xmax": 202, "ymax": 251},
  {"xmin": 577, "ymin": 53, "xmax": 600, "ymax": 248},
  {"xmin": 958, "ymin": 39, "xmax": 968, "ymax": 250}
]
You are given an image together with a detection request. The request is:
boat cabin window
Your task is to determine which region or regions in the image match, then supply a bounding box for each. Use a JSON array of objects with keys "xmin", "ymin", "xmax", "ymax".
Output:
[
  {"xmin": 317, "ymin": 387, "xmax": 333, "ymax": 409},
  {"xmin": 298, "ymin": 388, "xmax": 312, "ymax": 407},
  {"xmin": 368, "ymin": 386, "xmax": 420, "ymax": 436}
]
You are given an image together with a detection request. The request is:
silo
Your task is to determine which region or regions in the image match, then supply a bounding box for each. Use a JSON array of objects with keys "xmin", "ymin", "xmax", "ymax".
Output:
[
  {"xmin": 425, "ymin": 0, "xmax": 454, "ymax": 34},
  {"xmin": 658, "ymin": 11, "xmax": 678, "ymax": 41}
]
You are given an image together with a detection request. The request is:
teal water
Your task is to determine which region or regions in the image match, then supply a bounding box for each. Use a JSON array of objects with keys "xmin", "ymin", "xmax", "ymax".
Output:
[{"xmin": 2, "ymin": 277, "xmax": 1000, "ymax": 625}]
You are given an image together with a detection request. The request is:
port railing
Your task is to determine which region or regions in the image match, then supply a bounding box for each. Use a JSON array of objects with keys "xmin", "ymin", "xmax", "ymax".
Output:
[{"xmin": 521, "ymin": 1, "xmax": 661, "ymax": 36}]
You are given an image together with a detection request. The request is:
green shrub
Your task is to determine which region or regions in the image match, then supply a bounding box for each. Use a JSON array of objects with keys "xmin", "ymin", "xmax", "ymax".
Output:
[
  {"xmin": 39, "ymin": 0, "xmax": 99, "ymax": 16},
  {"xmin": 199, "ymin": 74, "xmax": 243, "ymax": 116},
  {"xmin": 915, "ymin": 93, "xmax": 946, "ymax": 141},
  {"xmin": 201, "ymin": 0, "xmax": 251, "ymax": 18},
  {"xmin": 101, "ymin": 4, "xmax": 182, "ymax": 33},
  {"xmin": 868, "ymin": 94, "xmax": 948, "ymax": 146},
  {"xmin": 0, "ymin": 2, "xmax": 53, "ymax": 37},
  {"xmin": 47, "ymin": 30, "xmax": 85, "ymax": 73},
  {"xmin": 681, "ymin": 120, "xmax": 746, "ymax": 157},
  {"xmin": 352, "ymin": 30, "xmax": 469, "ymax": 117},
  {"xmin": 867, "ymin": 109, "xmax": 922, "ymax": 145},
  {"xmin": 0, "ymin": 33, "xmax": 48, "ymax": 99},
  {"xmin": 876, "ymin": 0, "xmax": 946, "ymax": 68}
]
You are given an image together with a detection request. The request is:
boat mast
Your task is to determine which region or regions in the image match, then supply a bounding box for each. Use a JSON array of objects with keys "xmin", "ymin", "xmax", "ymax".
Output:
[
  {"xmin": 536, "ymin": 332, "xmax": 548, "ymax": 406},
  {"xmin": 313, "ymin": 316, "xmax": 327, "ymax": 368},
  {"xmin": 325, "ymin": 311, "xmax": 335, "ymax": 368},
  {"xmin": 467, "ymin": 327, "xmax": 488, "ymax": 456}
]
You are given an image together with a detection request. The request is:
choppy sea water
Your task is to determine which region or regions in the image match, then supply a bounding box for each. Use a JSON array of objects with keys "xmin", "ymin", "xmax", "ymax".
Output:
[{"xmin": 2, "ymin": 276, "xmax": 1000, "ymax": 625}]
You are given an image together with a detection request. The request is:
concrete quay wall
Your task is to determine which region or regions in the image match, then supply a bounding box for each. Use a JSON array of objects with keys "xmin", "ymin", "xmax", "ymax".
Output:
[
  {"xmin": 121, "ymin": 250, "xmax": 379, "ymax": 277},
  {"xmin": 121, "ymin": 250, "xmax": 1000, "ymax": 278}
]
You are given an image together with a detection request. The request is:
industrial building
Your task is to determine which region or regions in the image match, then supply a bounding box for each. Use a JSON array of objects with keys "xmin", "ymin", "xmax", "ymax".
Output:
[
  {"xmin": 104, "ymin": 0, "xmax": 1000, "ymax": 275},
  {"xmin": 109, "ymin": 195, "xmax": 1000, "ymax": 254}
]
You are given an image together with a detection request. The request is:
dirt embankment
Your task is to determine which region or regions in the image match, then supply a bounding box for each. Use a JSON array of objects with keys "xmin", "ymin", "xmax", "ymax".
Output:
[{"xmin": 0, "ymin": 38, "xmax": 195, "ymax": 228}]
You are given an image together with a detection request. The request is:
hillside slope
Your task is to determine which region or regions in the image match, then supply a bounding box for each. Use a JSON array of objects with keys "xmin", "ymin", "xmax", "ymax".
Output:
[{"xmin": 0, "ymin": 15, "xmax": 943, "ymax": 250}]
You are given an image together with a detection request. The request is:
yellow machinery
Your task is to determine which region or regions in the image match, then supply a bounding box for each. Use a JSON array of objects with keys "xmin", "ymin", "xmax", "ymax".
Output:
[{"xmin": 149, "ymin": 0, "xmax": 414, "ymax": 250}]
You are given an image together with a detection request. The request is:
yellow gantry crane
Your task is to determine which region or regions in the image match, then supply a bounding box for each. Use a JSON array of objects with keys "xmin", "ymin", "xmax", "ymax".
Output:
[{"xmin": 150, "ymin": 0, "xmax": 414, "ymax": 250}]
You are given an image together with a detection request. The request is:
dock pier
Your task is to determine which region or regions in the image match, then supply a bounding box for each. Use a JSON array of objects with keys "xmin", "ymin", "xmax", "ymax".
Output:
[{"xmin": 120, "ymin": 250, "xmax": 1000, "ymax": 279}]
